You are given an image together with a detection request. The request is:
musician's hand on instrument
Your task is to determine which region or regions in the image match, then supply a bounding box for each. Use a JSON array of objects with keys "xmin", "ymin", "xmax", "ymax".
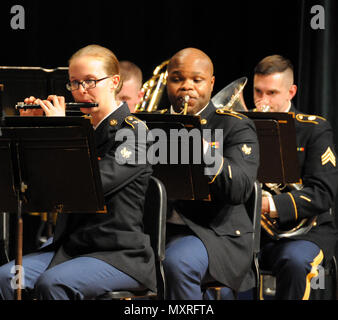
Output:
[
  {"xmin": 262, "ymin": 196, "xmax": 270, "ymax": 214},
  {"xmin": 20, "ymin": 96, "xmax": 44, "ymax": 116},
  {"xmin": 41, "ymin": 95, "xmax": 66, "ymax": 117},
  {"xmin": 262, "ymin": 196, "xmax": 279, "ymax": 218},
  {"xmin": 269, "ymin": 210, "xmax": 279, "ymax": 219}
]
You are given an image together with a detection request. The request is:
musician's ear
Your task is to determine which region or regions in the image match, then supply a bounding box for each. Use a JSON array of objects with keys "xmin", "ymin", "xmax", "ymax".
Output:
[
  {"xmin": 110, "ymin": 75, "xmax": 120, "ymax": 92},
  {"xmin": 289, "ymin": 84, "xmax": 297, "ymax": 100}
]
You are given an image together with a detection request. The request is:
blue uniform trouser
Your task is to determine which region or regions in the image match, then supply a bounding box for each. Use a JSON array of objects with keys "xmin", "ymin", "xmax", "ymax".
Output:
[
  {"xmin": 0, "ymin": 244, "xmax": 143, "ymax": 300},
  {"xmin": 164, "ymin": 233, "xmax": 220, "ymax": 300},
  {"xmin": 259, "ymin": 239, "xmax": 323, "ymax": 300}
]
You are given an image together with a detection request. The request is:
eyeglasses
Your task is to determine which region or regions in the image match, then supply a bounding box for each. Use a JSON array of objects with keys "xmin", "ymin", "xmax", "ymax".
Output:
[{"xmin": 66, "ymin": 76, "xmax": 111, "ymax": 91}]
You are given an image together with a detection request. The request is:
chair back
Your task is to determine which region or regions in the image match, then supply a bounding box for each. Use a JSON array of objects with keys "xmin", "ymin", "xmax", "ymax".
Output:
[
  {"xmin": 143, "ymin": 176, "xmax": 167, "ymax": 299},
  {"xmin": 245, "ymin": 181, "xmax": 262, "ymax": 255},
  {"xmin": 244, "ymin": 180, "xmax": 262, "ymax": 299}
]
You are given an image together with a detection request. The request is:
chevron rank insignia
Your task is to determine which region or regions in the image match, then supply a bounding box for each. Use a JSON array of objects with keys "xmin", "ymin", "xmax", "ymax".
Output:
[{"xmin": 321, "ymin": 147, "xmax": 336, "ymax": 167}]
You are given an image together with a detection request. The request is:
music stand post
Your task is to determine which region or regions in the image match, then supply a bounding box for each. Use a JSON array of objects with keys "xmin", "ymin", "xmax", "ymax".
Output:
[
  {"xmin": 0, "ymin": 116, "xmax": 105, "ymax": 300},
  {"xmin": 15, "ymin": 185, "xmax": 24, "ymax": 300}
]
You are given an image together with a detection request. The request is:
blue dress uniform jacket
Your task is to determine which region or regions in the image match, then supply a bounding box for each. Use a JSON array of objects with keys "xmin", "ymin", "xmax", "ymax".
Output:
[
  {"xmin": 41, "ymin": 103, "xmax": 157, "ymax": 293},
  {"xmin": 266, "ymin": 105, "xmax": 338, "ymax": 262},
  {"xmin": 174, "ymin": 102, "xmax": 260, "ymax": 292}
]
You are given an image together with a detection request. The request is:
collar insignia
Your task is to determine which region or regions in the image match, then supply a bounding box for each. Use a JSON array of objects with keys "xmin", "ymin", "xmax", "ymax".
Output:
[{"xmin": 110, "ymin": 119, "xmax": 118, "ymax": 126}]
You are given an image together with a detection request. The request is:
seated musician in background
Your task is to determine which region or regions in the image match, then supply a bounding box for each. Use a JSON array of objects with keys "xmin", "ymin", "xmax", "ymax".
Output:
[
  {"xmin": 116, "ymin": 60, "xmax": 144, "ymax": 113},
  {"xmin": 0, "ymin": 44, "xmax": 156, "ymax": 300},
  {"xmin": 163, "ymin": 47, "xmax": 260, "ymax": 299},
  {"xmin": 254, "ymin": 55, "xmax": 338, "ymax": 299}
]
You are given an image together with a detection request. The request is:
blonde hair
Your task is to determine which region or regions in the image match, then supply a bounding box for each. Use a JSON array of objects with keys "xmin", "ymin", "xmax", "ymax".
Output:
[{"xmin": 69, "ymin": 44, "xmax": 123, "ymax": 93}]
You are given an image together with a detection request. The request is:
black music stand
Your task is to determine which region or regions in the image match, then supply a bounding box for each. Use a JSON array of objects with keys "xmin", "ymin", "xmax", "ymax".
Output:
[
  {"xmin": 136, "ymin": 113, "xmax": 210, "ymax": 200},
  {"xmin": 0, "ymin": 116, "xmax": 105, "ymax": 300},
  {"xmin": 242, "ymin": 112, "xmax": 301, "ymax": 184}
]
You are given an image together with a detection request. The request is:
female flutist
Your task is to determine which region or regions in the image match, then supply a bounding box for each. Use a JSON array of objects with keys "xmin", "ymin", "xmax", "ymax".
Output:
[{"xmin": 0, "ymin": 44, "xmax": 156, "ymax": 300}]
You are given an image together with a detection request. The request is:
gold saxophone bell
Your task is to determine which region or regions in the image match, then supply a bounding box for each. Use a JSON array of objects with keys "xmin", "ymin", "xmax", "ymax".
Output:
[
  {"xmin": 134, "ymin": 60, "xmax": 169, "ymax": 113},
  {"xmin": 261, "ymin": 183, "xmax": 317, "ymax": 239}
]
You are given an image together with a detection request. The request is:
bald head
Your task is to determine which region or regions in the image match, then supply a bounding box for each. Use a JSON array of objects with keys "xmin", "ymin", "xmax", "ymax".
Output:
[
  {"xmin": 166, "ymin": 48, "xmax": 215, "ymax": 115},
  {"xmin": 168, "ymin": 48, "xmax": 214, "ymax": 76}
]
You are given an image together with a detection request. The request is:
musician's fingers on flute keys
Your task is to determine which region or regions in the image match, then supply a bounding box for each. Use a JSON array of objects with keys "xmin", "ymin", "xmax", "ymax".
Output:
[
  {"xmin": 47, "ymin": 95, "xmax": 64, "ymax": 105},
  {"xmin": 43, "ymin": 95, "xmax": 66, "ymax": 117},
  {"xmin": 20, "ymin": 96, "xmax": 44, "ymax": 116},
  {"xmin": 24, "ymin": 96, "xmax": 38, "ymax": 105}
]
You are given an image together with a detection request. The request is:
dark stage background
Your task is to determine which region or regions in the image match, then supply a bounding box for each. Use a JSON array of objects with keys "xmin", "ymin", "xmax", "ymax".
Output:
[{"xmin": 0, "ymin": 0, "xmax": 337, "ymax": 260}]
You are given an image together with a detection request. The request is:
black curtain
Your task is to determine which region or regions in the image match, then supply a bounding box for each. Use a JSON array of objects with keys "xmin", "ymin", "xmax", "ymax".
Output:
[
  {"xmin": 297, "ymin": 0, "xmax": 338, "ymax": 256},
  {"xmin": 297, "ymin": 0, "xmax": 338, "ymax": 140}
]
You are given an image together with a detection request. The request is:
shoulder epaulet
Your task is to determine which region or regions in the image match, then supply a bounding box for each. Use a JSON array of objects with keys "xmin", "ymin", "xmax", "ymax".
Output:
[
  {"xmin": 215, "ymin": 108, "xmax": 247, "ymax": 120},
  {"xmin": 295, "ymin": 113, "xmax": 326, "ymax": 125},
  {"xmin": 124, "ymin": 115, "xmax": 148, "ymax": 130}
]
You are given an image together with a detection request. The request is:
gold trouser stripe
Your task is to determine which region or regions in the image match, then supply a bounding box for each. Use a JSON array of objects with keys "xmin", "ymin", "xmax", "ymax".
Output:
[
  {"xmin": 287, "ymin": 192, "xmax": 298, "ymax": 220},
  {"xmin": 302, "ymin": 250, "xmax": 324, "ymax": 300}
]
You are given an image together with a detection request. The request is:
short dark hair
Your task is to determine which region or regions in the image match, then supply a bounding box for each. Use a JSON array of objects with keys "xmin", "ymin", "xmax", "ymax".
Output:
[
  {"xmin": 119, "ymin": 60, "xmax": 143, "ymax": 89},
  {"xmin": 254, "ymin": 55, "xmax": 294, "ymax": 75}
]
